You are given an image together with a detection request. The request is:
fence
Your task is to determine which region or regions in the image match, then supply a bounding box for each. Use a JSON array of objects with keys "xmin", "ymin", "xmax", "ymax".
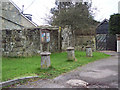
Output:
[{"xmin": 2, "ymin": 27, "xmax": 59, "ymax": 57}]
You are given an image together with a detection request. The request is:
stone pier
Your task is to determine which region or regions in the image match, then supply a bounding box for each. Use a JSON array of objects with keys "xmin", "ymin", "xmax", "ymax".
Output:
[
  {"xmin": 40, "ymin": 52, "xmax": 51, "ymax": 69},
  {"xmin": 86, "ymin": 47, "xmax": 93, "ymax": 57},
  {"xmin": 66, "ymin": 47, "xmax": 75, "ymax": 60}
]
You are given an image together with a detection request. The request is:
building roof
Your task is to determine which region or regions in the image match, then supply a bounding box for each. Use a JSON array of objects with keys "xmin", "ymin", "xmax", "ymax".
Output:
[
  {"xmin": 96, "ymin": 19, "xmax": 109, "ymax": 34},
  {"xmin": 9, "ymin": 0, "xmax": 38, "ymax": 27},
  {"xmin": 39, "ymin": 25, "xmax": 59, "ymax": 30}
]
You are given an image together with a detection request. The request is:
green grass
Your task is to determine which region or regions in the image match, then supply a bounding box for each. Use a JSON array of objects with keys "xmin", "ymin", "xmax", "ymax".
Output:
[{"xmin": 2, "ymin": 51, "xmax": 110, "ymax": 81}]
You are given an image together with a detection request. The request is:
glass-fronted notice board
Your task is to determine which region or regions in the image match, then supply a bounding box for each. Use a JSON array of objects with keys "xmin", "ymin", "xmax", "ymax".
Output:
[{"xmin": 41, "ymin": 30, "xmax": 50, "ymax": 43}]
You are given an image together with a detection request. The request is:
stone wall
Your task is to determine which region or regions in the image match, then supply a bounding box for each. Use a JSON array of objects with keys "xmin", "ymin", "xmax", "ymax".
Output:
[
  {"xmin": 2, "ymin": 26, "xmax": 96, "ymax": 57},
  {"xmin": 49, "ymin": 30, "xmax": 59, "ymax": 52},
  {"xmin": 75, "ymin": 35, "xmax": 96, "ymax": 51},
  {"xmin": 2, "ymin": 28, "xmax": 59, "ymax": 57},
  {"xmin": 61, "ymin": 26, "xmax": 96, "ymax": 51},
  {"xmin": 2, "ymin": 28, "xmax": 40, "ymax": 57}
]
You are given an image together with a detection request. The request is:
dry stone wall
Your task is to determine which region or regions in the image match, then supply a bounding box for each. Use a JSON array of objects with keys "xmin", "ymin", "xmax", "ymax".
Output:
[
  {"xmin": 61, "ymin": 27, "xmax": 96, "ymax": 51},
  {"xmin": 2, "ymin": 28, "xmax": 40, "ymax": 57},
  {"xmin": 49, "ymin": 30, "xmax": 59, "ymax": 52},
  {"xmin": 2, "ymin": 26, "xmax": 96, "ymax": 57},
  {"xmin": 75, "ymin": 35, "xmax": 96, "ymax": 51},
  {"xmin": 2, "ymin": 28, "xmax": 59, "ymax": 57}
]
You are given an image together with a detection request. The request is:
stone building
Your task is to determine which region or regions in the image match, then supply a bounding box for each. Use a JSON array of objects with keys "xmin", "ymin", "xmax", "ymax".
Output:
[{"xmin": 0, "ymin": 0, "xmax": 38, "ymax": 30}]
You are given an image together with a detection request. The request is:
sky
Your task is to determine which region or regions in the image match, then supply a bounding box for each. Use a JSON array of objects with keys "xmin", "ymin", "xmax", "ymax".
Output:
[{"xmin": 12, "ymin": 0, "xmax": 120, "ymax": 26}]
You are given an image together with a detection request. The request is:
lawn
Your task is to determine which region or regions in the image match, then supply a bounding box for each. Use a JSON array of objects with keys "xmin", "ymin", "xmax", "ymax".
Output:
[{"xmin": 2, "ymin": 51, "xmax": 110, "ymax": 81}]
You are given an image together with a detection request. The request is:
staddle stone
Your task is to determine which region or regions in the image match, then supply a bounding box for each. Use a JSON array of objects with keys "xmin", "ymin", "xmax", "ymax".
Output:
[
  {"xmin": 66, "ymin": 47, "xmax": 75, "ymax": 60},
  {"xmin": 86, "ymin": 47, "xmax": 93, "ymax": 57},
  {"xmin": 40, "ymin": 52, "xmax": 51, "ymax": 69}
]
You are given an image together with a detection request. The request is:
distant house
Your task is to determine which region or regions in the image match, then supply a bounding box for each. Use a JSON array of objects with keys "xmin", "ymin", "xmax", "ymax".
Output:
[{"xmin": 0, "ymin": 0, "xmax": 38, "ymax": 30}]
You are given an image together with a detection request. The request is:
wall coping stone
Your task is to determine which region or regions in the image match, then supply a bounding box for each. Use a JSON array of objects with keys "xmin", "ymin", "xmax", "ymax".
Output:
[
  {"xmin": 66, "ymin": 47, "xmax": 74, "ymax": 50},
  {"xmin": 86, "ymin": 46, "xmax": 91, "ymax": 48},
  {"xmin": 40, "ymin": 52, "xmax": 51, "ymax": 56},
  {"xmin": 0, "ymin": 76, "xmax": 39, "ymax": 88}
]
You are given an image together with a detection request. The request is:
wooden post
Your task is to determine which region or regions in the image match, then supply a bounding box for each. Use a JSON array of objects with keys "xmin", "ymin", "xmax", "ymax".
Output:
[
  {"xmin": 58, "ymin": 30, "xmax": 61, "ymax": 51},
  {"xmin": 58, "ymin": 27, "xmax": 62, "ymax": 52}
]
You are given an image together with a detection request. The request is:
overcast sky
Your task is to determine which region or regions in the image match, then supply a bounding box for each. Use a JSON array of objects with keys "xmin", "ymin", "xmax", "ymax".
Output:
[{"xmin": 12, "ymin": 0, "xmax": 120, "ymax": 26}]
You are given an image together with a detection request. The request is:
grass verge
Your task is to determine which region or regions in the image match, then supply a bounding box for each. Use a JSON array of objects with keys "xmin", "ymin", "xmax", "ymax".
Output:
[{"xmin": 2, "ymin": 51, "xmax": 110, "ymax": 81}]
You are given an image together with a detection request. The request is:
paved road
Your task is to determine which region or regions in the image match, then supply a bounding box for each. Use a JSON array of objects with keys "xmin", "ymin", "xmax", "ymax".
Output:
[{"xmin": 13, "ymin": 51, "xmax": 119, "ymax": 88}]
